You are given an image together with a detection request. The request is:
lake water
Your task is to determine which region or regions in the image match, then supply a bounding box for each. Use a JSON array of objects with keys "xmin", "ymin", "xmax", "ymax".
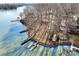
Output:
[{"xmin": 0, "ymin": 9, "xmax": 79, "ymax": 56}]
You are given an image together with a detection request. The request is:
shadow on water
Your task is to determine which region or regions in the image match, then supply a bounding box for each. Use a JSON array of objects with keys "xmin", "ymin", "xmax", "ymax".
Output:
[{"xmin": 0, "ymin": 21, "xmax": 28, "ymax": 55}]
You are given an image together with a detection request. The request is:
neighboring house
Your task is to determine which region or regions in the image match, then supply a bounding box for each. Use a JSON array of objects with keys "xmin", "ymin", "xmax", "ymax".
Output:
[{"xmin": 17, "ymin": 5, "xmax": 37, "ymax": 20}]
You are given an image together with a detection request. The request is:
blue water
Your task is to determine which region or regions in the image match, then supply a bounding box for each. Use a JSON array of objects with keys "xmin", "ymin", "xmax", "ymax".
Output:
[
  {"xmin": 0, "ymin": 9, "xmax": 29, "ymax": 55},
  {"xmin": 0, "ymin": 9, "xmax": 79, "ymax": 56}
]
